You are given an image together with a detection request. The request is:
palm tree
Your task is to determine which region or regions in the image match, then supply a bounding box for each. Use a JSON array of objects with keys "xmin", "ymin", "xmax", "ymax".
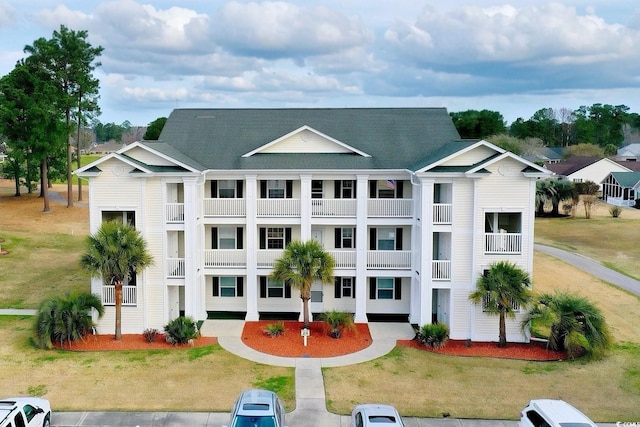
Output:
[
  {"xmin": 535, "ymin": 179, "xmax": 556, "ymax": 216},
  {"xmin": 34, "ymin": 291, "xmax": 104, "ymax": 349},
  {"xmin": 80, "ymin": 221, "xmax": 153, "ymax": 340},
  {"xmin": 522, "ymin": 291, "xmax": 611, "ymax": 358},
  {"xmin": 469, "ymin": 261, "xmax": 532, "ymax": 347},
  {"xmin": 271, "ymin": 240, "xmax": 334, "ymax": 329}
]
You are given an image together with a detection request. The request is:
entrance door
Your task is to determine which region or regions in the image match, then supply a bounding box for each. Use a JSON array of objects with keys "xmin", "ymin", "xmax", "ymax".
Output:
[{"xmin": 432, "ymin": 289, "xmax": 450, "ymax": 325}]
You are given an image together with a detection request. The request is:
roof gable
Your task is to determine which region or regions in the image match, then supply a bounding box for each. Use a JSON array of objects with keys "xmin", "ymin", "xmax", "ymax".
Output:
[{"xmin": 242, "ymin": 125, "xmax": 371, "ymax": 157}]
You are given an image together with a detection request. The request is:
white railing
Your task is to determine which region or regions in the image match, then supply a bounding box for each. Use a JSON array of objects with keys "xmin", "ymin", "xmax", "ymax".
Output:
[
  {"xmin": 257, "ymin": 199, "xmax": 300, "ymax": 217},
  {"xmin": 366, "ymin": 250, "xmax": 411, "ymax": 269},
  {"xmin": 367, "ymin": 199, "xmax": 413, "ymax": 217},
  {"xmin": 606, "ymin": 196, "xmax": 635, "ymax": 207},
  {"xmin": 167, "ymin": 258, "xmax": 185, "ymax": 278},
  {"xmin": 311, "ymin": 199, "xmax": 357, "ymax": 217},
  {"xmin": 204, "ymin": 249, "xmax": 247, "ymax": 267},
  {"xmin": 204, "ymin": 198, "xmax": 246, "ymax": 217},
  {"xmin": 484, "ymin": 233, "xmax": 522, "ymax": 254},
  {"xmin": 432, "ymin": 260, "xmax": 451, "ymax": 280},
  {"xmin": 433, "ymin": 203, "xmax": 452, "ymax": 224},
  {"xmin": 102, "ymin": 285, "xmax": 137, "ymax": 306},
  {"xmin": 165, "ymin": 203, "xmax": 184, "ymax": 223},
  {"xmin": 328, "ymin": 250, "xmax": 356, "ymax": 269},
  {"xmin": 257, "ymin": 250, "xmax": 284, "ymax": 267}
]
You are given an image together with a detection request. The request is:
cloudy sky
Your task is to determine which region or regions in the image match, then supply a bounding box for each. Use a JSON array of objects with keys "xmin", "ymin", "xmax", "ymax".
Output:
[{"xmin": 1, "ymin": 0, "xmax": 639, "ymax": 126}]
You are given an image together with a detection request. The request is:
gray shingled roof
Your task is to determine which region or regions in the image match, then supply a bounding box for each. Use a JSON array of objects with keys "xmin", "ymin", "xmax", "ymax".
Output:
[{"xmin": 144, "ymin": 108, "xmax": 462, "ymax": 171}]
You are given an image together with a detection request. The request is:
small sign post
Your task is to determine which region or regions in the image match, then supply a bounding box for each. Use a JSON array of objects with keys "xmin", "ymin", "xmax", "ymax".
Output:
[{"xmin": 301, "ymin": 328, "xmax": 310, "ymax": 346}]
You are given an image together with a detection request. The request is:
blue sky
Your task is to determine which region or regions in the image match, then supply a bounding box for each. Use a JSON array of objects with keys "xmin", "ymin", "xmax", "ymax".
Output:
[{"xmin": 1, "ymin": 0, "xmax": 640, "ymax": 127}]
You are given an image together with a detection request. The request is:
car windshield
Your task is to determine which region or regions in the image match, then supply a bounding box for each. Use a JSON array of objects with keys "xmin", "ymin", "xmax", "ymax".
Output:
[{"xmin": 232, "ymin": 415, "xmax": 277, "ymax": 427}]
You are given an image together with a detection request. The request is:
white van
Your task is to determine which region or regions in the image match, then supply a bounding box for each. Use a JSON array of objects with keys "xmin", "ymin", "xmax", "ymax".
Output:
[{"xmin": 519, "ymin": 399, "xmax": 597, "ymax": 427}]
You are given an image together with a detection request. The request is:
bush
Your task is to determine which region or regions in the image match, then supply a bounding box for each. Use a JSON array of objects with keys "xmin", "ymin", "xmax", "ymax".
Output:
[
  {"xmin": 416, "ymin": 323, "xmax": 449, "ymax": 348},
  {"xmin": 163, "ymin": 316, "xmax": 200, "ymax": 345},
  {"xmin": 609, "ymin": 206, "xmax": 622, "ymax": 218},
  {"xmin": 142, "ymin": 328, "xmax": 159, "ymax": 343},
  {"xmin": 320, "ymin": 310, "xmax": 355, "ymax": 338},
  {"xmin": 34, "ymin": 292, "xmax": 104, "ymax": 349},
  {"xmin": 263, "ymin": 321, "xmax": 285, "ymax": 337}
]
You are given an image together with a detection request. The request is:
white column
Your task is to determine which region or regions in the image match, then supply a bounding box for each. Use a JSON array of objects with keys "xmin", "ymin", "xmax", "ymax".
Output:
[
  {"xmin": 244, "ymin": 175, "xmax": 260, "ymax": 321},
  {"xmin": 419, "ymin": 178, "xmax": 434, "ymax": 326},
  {"xmin": 300, "ymin": 175, "xmax": 312, "ymax": 241},
  {"xmin": 182, "ymin": 176, "xmax": 206, "ymax": 319},
  {"xmin": 354, "ymin": 174, "xmax": 369, "ymax": 323}
]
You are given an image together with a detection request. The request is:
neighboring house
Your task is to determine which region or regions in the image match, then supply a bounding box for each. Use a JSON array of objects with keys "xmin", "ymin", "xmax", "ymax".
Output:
[
  {"xmin": 616, "ymin": 143, "xmax": 640, "ymax": 162},
  {"xmin": 544, "ymin": 157, "xmax": 631, "ymax": 191},
  {"xmin": 522, "ymin": 146, "xmax": 563, "ymax": 165},
  {"xmin": 75, "ymin": 108, "xmax": 550, "ymax": 343},
  {"xmin": 601, "ymin": 171, "xmax": 640, "ymax": 206}
]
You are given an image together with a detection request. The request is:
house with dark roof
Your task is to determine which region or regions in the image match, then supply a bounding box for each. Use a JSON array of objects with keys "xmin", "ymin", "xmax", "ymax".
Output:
[
  {"xmin": 75, "ymin": 108, "xmax": 550, "ymax": 343},
  {"xmin": 544, "ymin": 156, "xmax": 631, "ymax": 190}
]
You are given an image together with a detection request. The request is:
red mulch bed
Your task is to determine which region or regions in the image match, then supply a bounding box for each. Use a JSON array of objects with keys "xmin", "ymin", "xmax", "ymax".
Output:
[
  {"xmin": 241, "ymin": 321, "xmax": 372, "ymax": 358},
  {"xmin": 55, "ymin": 323, "xmax": 567, "ymax": 361},
  {"xmin": 54, "ymin": 334, "xmax": 218, "ymax": 351},
  {"xmin": 396, "ymin": 339, "xmax": 568, "ymax": 361}
]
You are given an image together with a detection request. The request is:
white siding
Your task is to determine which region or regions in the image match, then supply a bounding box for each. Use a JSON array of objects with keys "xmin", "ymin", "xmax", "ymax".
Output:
[
  {"xmin": 449, "ymin": 288, "xmax": 471, "ymax": 340},
  {"xmin": 262, "ymin": 131, "xmax": 353, "ymax": 154},
  {"xmin": 441, "ymin": 145, "xmax": 496, "ymax": 166},
  {"xmin": 126, "ymin": 146, "xmax": 179, "ymax": 166}
]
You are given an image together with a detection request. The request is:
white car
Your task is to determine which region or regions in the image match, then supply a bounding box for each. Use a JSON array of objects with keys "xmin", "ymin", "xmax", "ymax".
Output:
[
  {"xmin": 350, "ymin": 404, "xmax": 405, "ymax": 427},
  {"xmin": 0, "ymin": 397, "xmax": 51, "ymax": 427},
  {"xmin": 519, "ymin": 399, "xmax": 597, "ymax": 427}
]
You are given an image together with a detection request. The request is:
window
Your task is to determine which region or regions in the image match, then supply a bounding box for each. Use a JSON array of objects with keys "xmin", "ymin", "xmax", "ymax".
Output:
[
  {"xmin": 377, "ymin": 179, "xmax": 396, "ymax": 199},
  {"xmin": 267, "ymin": 228, "xmax": 284, "ymax": 249},
  {"xmin": 334, "ymin": 180, "xmax": 355, "ymax": 199},
  {"xmin": 311, "ymin": 180, "xmax": 323, "ymax": 199},
  {"xmin": 485, "ymin": 212, "xmax": 522, "ymax": 234},
  {"xmin": 218, "ymin": 180, "xmax": 236, "ymax": 198},
  {"xmin": 267, "ymin": 278, "xmax": 284, "ymax": 298},
  {"xmin": 267, "ymin": 180, "xmax": 285, "ymax": 198},
  {"xmin": 335, "ymin": 227, "xmax": 355, "ymax": 249},
  {"xmin": 212, "ymin": 277, "xmax": 243, "ymax": 297},
  {"xmin": 377, "ymin": 278, "xmax": 394, "ymax": 299},
  {"xmin": 334, "ymin": 277, "xmax": 355, "ymax": 298},
  {"xmin": 102, "ymin": 210, "xmax": 135, "ymax": 226},
  {"xmin": 219, "ymin": 227, "xmax": 236, "ymax": 249},
  {"xmin": 377, "ymin": 228, "xmax": 395, "ymax": 250}
]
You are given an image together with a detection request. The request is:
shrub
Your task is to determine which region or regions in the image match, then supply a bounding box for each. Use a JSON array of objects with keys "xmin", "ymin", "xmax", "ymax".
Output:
[
  {"xmin": 142, "ymin": 328, "xmax": 159, "ymax": 343},
  {"xmin": 163, "ymin": 316, "xmax": 200, "ymax": 345},
  {"xmin": 609, "ymin": 205, "xmax": 622, "ymax": 218},
  {"xmin": 320, "ymin": 310, "xmax": 355, "ymax": 338},
  {"xmin": 263, "ymin": 321, "xmax": 285, "ymax": 337},
  {"xmin": 34, "ymin": 292, "xmax": 104, "ymax": 349},
  {"xmin": 416, "ymin": 323, "xmax": 449, "ymax": 348}
]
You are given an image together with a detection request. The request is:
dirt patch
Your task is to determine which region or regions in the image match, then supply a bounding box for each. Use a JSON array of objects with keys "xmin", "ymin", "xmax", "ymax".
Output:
[{"xmin": 54, "ymin": 333, "xmax": 218, "ymax": 351}]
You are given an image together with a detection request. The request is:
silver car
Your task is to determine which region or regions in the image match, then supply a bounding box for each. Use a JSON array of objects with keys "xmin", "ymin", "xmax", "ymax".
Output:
[
  {"xmin": 0, "ymin": 397, "xmax": 51, "ymax": 427},
  {"xmin": 350, "ymin": 404, "xmax": 405, "ymax": 427},
  {"xmin": 223, "ymin": 389, "xmax": 287, "ymax": 427}
]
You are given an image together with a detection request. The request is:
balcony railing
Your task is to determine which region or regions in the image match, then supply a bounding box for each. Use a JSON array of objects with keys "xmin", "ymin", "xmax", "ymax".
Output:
[
  {"xmin": 204, "ymin": 249, "xmax": 246, "ymax": 267},
  {"xmin": 433, "ymin": 203, "xmax": 452, "ymax": 224},
  {"xmin": 368, "ymin": 199, "xmax": 413, "ymax": 217},
  {"xmin": 102, "ymin": 285, "xmax": 137, "ymax": 306},
  {"xmin": 167, "ymin": 258, "xmax": 185, "ymax": 278},
  {"xmin": 432, "ymin": 260, "xmax": 451, "ymax": 280},
  {"xmin": 328, "ymin": 250, "xmax": 356, "ymax": 269},
  {"xmin": 257, "ymin": 199, "xmax": 300, "ymax": 217},
  {"xmin": 311, "ymin": 199, "xmax": 357, "ymax": 217},
  {"xmin": 484, "ymin": 232, "xmax": 522, "ymax": 254},
  {"xmin": 257, "ymin": 249, "xmax": 284, "ymax": 267},
  {"xmin": 204, "ymin": 198, "xmax": 246, "ymax": 217},
  {"xmin": 367, "ymin": 250, "xmax": 411, "ymax": 269},
  {"xmin": 166, "ymin": 203, "xmax": 184, "ymax": 223}
]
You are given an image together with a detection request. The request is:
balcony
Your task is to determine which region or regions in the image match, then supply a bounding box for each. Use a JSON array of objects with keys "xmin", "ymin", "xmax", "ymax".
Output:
[
  {"xmin": 311, "ymin": 199, "xmax": 356, "ymax": 217},
  {"xmin": 328, "ymin": 250, "xmax": 356, "ymax": 269},
  {"xmin": 484, "ymin": 232, "xmax": 522, "ymax": 254},
  {"xmin": 257, "ymin": 249, "xmax": 284, "ymax": 267},
  {"xmin": 432, "ymin": 260, "xmax": 451, "ymax": 280},
  {"xmin": 166, "ymin": 203, "xmax": 184, "ymax": 223},
  {"xmin": 102, "ymin": 285, "xmax": 137, "ymax": 306},
  {"xmin": 368, "ymin": 199, "xmax": 413, "ymax": 217},
  {"xmin": 257, "ymin": 199, "xmax": 300, "ymax": 217},
  {"xmin": 367, "ymin": 250, "xmax": 411, "ymax": 269},
  {"xmin": 433, "ymin": 203, "xmax": 452, "ymax": 224},
  {"xmin": 204, "ymin": 250, "xmax": 247, "ymax": 268},
  {"xmin": 167, "ymin": 258, "xmax": 185, "ymax": 278},
  {"xmin": 204, "ymin": 198, "xmax": 246, "ymax": 217}
]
